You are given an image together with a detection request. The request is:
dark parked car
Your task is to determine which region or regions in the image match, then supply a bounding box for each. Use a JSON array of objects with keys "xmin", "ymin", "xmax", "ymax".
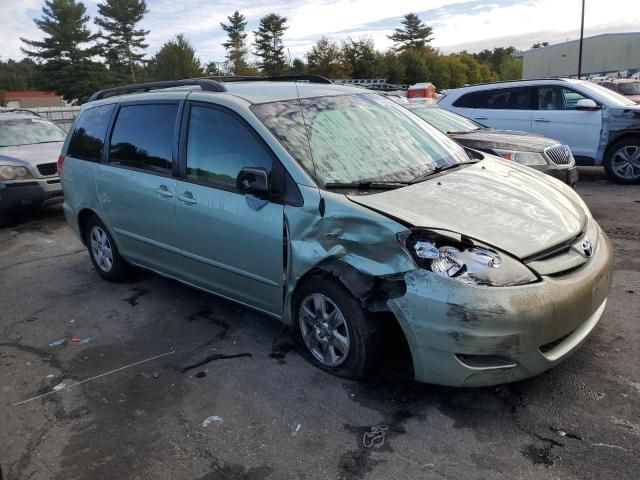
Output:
[{"xmin": 406, "ymin": 103, "xmax": 578, "ymax": 186}]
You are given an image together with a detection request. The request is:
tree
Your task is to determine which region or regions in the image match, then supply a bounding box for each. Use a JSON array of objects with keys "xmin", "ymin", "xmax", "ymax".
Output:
[
  {"xmin": 388, "ymin": 13, "xmax": 434, "ymax": 52},
  {"xmin": 532, "ymin": 42, "xmax": 549, "ymax": 49},
  {"xmin": 342, "ymin": 37, "xmax": 380, "ymax": 79},
  {"xmin": 399, "ymin": 48, "xmax": 428, "ymax": 84},
  {"xmin": 95, "ymin": 0, "xmax": 149, "ymax": 83},
  {"xmin": 21, "ymin": 0, "xmax": 106, "ymax": 103},
  {"xmin": 253, "ymin": 13, "xmax": 288, "ymax": 76},
  {"xmin": 0, "ymin": 59, "xmax": 41, "ymax": 91},
  {"xmin": 377, "ymin": 50, "xmax": 404, "ymax": 84},
  {"xmin": 306, "ymin": 37, "xmax": 351, "ymax": 79},
  {"xmin": 221, "ymin": 10, "xmax": 250, "ymax": 75},
  {"xmin": 290, "ymin": 58, "xmax": 306, "ymax": 75},
  {"xmin": 148, "ymin": 34, "xmax": 204, "ymax": 81}
]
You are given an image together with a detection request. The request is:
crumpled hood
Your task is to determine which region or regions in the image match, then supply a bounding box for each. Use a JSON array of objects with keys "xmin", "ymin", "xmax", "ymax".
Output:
[
  {"xmin": 450, "ymin": 128, "xmax": 560, "ymax": 153},
  {"xmin": 0, "ymin": 142, "xmax": 63, "ymax": 167},
  {"xmin": 347, "ymin": 158, "xmax": 586, "ymax": 259}
]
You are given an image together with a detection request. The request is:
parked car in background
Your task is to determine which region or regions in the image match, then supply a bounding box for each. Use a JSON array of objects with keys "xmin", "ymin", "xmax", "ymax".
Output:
[
  {"xmin": 60, "ymin": 77, "xmax": 611, "ymax": 387},
  {"xmin": 0, "ymin": 109, "xmax": 65, "ymax": 215},
  {"xmin": 438, "ymin": 78, "xmax": 640, "ymax": 184},
  {"xmin": 405, "ymin": 102, "xmax": 578, "ymax": 186},
  {"xmin": 598, "ymin": 79, "xmax": 640, "ymax": 103}
]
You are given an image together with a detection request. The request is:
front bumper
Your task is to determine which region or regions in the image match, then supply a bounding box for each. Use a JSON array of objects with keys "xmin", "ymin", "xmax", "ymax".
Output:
[
  {"xmin": 0, "ymin": 179, "xmax": 63, "ymax": 212},
  {"xmin": 388, "ymin": 230, "xmax": 613, "ymax": 387},
  {"xmin": 531, "ymin": 165, "xmax": 579, "ymax": 187}
]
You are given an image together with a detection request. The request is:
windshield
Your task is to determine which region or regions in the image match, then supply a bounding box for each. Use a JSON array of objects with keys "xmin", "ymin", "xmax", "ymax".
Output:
[
  {"xmin": 409, "ymin": 106, "xmax": 482, "ymax": 134},
  {"xmin": 0, "ymin": 117, "xmax": 66, "ymax": 147},
  {"xmin": 251, "ymin": 93, "xmax": 470, "ymax": 187},
  {"xmin": 578, "ymin": 81, "xmax": 637, "ymax": 107},
  {"xmin": 618, "ymin": 82, "xmax": 640, "ymax": 96}
]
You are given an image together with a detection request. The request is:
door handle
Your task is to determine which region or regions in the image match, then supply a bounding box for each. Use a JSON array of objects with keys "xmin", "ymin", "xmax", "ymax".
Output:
[
  {"xmin": 177, "ymin": 191, "xmax": 197, "ymax": 205},
  {"xmin": 155, "ymin": 185, "xmax": 173, "ymax": 198},
  {"xmin": 474, "ymin": 116, "xmax": 488, "ymax": 120},
  {"xmin": 533, "ymin": 118, "xmax": 551, "ymax": 123}
]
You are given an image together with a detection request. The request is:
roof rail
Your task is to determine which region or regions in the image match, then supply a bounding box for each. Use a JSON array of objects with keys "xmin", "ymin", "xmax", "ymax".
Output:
[
  {"xmin": 204, "ymin": 74, "xmax": 333, "ymax": 84},
  {"xmin": 0, "ymin": 108, "xmax": 43, "ymax": 117},
  {"xmin": 88, "ymin": 78, "xmax": 227, "ymax": 102}
]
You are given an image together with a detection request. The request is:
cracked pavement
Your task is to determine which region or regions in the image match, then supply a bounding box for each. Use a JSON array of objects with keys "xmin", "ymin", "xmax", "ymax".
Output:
[{"xmin": 0, "ymin": 167, "xmax": 639, "ymax": 479}]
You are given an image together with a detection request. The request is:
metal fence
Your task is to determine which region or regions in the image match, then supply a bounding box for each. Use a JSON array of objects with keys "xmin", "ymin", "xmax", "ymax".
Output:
[{"xmin": 30, "ymin": 106, "xmax": 81, "ymax": 131}]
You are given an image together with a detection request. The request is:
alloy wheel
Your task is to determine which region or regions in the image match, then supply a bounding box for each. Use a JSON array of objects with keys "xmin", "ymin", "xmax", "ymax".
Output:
[
  {"xmin": 611, "ymin": 145, "xmax": 640, "ymax": 180},
  {"xmin": 90, "ymin": 226, "xmax": 113, "ymax": 272},
  {"xmin": 299, "ymin": 293, "xmax": 350, "ymax": 367}
]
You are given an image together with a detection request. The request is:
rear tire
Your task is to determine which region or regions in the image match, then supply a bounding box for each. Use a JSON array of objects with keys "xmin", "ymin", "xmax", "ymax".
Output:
[
  {"xmin": 84, "ymin": 215, "xmax": 130, "ymax": 282},
  {"xmin": 604, "ymin": 137, "xmax": 640, "ymax": 184},
  {"xmin": 293, "ymin": 278, "xmax": 382, "ymax": 380}
]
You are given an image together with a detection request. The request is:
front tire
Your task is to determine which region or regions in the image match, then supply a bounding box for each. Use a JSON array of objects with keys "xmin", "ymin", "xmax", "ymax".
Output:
[
  {"xmin": 293, "ymin": 278, "xmax": 381, "ymax": 380},
  {"xmin": 85, "ymin": 215, "xmax": 130, "ymax": 282},
  {"xmin": 604, "ymin": 137, "xmax": 640, "ymax": 184}
]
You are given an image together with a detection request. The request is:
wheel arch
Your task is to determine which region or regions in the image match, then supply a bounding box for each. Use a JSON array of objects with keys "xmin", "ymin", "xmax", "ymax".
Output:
[
  {"xmin": 605, "ymin": 131, "xmax": 640, "ymax": 160},
  {"xmin": 290, "ymin": 259, "xmax": 415, "ymax": 376}
]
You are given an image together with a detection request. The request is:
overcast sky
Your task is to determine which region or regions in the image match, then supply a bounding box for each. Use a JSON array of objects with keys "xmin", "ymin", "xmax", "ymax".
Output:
[{"xmin": 2, "ymin": 0, "xmax": 639, "ymax": 64}]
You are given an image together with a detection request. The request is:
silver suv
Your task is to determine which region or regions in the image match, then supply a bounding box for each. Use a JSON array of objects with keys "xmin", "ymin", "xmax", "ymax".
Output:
[{"xmin": 0, "ymin": 109, "xmax": 66, "ymax": 214}]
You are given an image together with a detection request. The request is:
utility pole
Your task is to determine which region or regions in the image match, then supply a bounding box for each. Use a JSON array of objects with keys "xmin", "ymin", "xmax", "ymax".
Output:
[{"xmin": 578, "ymin": 0, "xmax": 585, "ymax": 78}]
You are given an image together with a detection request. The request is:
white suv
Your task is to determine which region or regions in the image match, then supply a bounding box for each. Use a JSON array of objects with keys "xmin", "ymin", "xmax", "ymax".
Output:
[{"xmin": 438, "ymin": 78, "xmax": 640, "ymax": 184}]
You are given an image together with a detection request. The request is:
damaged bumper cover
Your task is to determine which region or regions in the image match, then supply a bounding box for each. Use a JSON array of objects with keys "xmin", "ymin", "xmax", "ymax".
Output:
[{"xmin": 388, "ymin": 231, "xmax": 612, "ymax": 387}]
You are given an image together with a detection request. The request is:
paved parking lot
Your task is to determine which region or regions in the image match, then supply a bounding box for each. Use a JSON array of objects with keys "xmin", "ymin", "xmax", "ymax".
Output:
[{"xmin": 1, "ymin": 168, "xmax": 639, "ymax": 480}]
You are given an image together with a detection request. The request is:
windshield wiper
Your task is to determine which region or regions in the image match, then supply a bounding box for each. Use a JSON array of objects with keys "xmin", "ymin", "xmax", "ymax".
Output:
[
  {"xmin": 324, "ymin": 180, "xmax": 409, "ymax": 190},
  {"xmin": 409, "ymin": 160, "xmax": 478, "ymax": 184}
]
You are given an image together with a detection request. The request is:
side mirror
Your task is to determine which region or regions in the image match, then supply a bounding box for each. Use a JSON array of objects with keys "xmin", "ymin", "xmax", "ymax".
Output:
[
  {"xmin": 575, "ymin": 98, "xmax": 600, "ymax": 110},
  {"xmin": 236, "ymin": 167, "xmax": 270, "ymax": 197}
]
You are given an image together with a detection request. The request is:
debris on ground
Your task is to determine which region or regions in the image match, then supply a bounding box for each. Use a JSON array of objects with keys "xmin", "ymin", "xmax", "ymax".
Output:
[
  {"xmin": 363, "ymin": 425, "xmax": 388, "ymax": 448},
  {"xmin": 291, "ymin": 423, "xmax": 302, "ymax": 436},
  {"xmin": 202, "ymin": 416, "xmax": 223, "ymax": 427},
  {"xmin": 53, "ymin": 382, "xmax": 67, "ymax": 391},
  {"xmin": 153, "ymin": 371, "xmax": 160, "ymax": 379},
  {"xmin": 195, "ymin": 371, "xmax": 207, "ymax": 378},
  {"xmin": 49, "ymin": 338, "xmax": 66, "ymax": 347}
]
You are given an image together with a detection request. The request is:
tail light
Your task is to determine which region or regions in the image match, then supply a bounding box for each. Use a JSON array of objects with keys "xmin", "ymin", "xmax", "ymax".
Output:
[{"xmin": 57, "ymin": 154, "xmax": 65, "ymax": 174}]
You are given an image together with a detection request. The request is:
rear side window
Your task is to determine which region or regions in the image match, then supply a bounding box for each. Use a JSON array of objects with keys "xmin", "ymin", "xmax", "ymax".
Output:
[
  {"xmin": 109, "ymin": 103, "xmax": 178, "ymax": 175},
  {"xmin": 67, "ymin": 104, "xmax": 115, "ymax": 161},
  {"xmin": 454, "ymin": 87, "xmax": 534, "ymax": 110},
  {"xmin": 186, "ymin": 105, "xmax": 272, "ymax": 191}
]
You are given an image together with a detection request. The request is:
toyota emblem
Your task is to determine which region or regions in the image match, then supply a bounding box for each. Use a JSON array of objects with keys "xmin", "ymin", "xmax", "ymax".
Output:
[{"xmin": 581, "ymin": 239, "xmax": 593, "ymax": 258}]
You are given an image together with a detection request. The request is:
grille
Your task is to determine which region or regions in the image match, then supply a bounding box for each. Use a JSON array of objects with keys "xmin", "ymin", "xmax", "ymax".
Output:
[
  {"xmin": 37, "ymin": 162, "xmax": 58, "ymax": 176},
  {"xmin": 544, "ymin": 145, "xmax": 573, "ymax": 165}
]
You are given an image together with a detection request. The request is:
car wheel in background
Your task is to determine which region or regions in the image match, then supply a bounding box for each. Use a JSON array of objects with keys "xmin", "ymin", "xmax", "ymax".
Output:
[
  {"xmin": 85, "ymin": 215, "xmax": 130, "ymax": 281},
  {"xmin": 604, "ymin": 137, "xmax": 640, "ymax": 184},
  {"xmin": 293, "ymin": 278, "xmax": 382, "ymax": 380}
]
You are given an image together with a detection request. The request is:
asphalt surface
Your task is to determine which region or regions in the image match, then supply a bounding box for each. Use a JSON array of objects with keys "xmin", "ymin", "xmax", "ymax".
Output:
[{"xmin": 1, "ymin": 167, "xmax": 639, "ymax": 480}]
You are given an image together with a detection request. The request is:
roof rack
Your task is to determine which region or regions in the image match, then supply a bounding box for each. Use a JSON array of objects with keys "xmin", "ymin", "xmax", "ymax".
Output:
[
  {"xmin": 87, "ymin": 74, "xmax": 334, "ymax": 102},
  {"xmin": 204, "ymin": 74, "xmax": 333, "ymax": 84},
  {"xmin": 0, "ymin": 108, "xmax": 43, "ymax": 117},
  {"xmin": 88, "ymin": 78, "xmax": 227, "ymax": 102}
]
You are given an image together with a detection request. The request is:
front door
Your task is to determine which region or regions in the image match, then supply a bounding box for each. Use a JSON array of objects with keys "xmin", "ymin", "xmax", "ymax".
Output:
[
  {"xmin": 532, "ymin": 86, "xmax": 602, "ymax": 161},
  {"xmin": 175, "ymin": 102, "xmax": 284, "ymax": 316},
  {"xmin": 96, "ymin": 102, "xmax": 182, "ymax": 274}
]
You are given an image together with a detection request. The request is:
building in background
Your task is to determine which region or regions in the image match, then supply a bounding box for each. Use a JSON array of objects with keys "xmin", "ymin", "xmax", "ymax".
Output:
[
  {"xmin": 3, "ymin": 91, "xmax": 66, "ymax": 109},
  {"xmin": 515, "ymin": 32, "xmax": 640, "ymax": 79}
]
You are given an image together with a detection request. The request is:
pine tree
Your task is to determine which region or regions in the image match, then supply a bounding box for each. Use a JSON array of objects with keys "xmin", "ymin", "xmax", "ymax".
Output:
[
  {"xmin": 21, "ymin": 0, "xmax": 106, "ymax": 103},
  {"xmin": 221, "ymin": 11, "xmax": 249, "ymax": 75},
  {"xmin": 388, "ymin": 13, "xmax": 434, "ymax": 52},
  {"xmin": 95, "ymin": 0, "xmax": 149, "ymax": 83},
  {"xmin": 149, "ymin": 34, "xmax": 204, "ymax": 81},
  {"xmin": 253, "ymin": 13, "xmax": 288, "ymax": 76},
  {"xmin": 21, "ymin": 0, "xmax": 98, "ymax": 62}
]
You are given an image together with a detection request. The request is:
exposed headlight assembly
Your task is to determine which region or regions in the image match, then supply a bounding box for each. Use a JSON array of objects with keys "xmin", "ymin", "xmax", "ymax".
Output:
[
  {"xmin": 401, "ymin": 230, "xmax": 538, "ymax": 287},
  {"xmin": 492, "ymin": 149, "xmax": 547, "ymax": 166},
  {"xmin": 0, "ymin": 165, "xmax": 33, "ymax": 180}
]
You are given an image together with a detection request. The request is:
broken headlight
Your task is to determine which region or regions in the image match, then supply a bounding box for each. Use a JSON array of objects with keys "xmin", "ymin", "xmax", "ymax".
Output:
[{"xmin": 401, "ymin": 230, "xmax": 537, "ymax": 287}]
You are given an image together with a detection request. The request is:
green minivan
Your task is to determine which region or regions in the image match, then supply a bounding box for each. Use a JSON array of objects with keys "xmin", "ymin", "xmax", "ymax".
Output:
[{"xmin": 60, "ymin": 77, "xmax": 612, "ymax": 387}]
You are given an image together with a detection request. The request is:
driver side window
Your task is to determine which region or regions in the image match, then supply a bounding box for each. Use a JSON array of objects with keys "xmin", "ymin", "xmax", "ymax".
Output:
[
  {"xmin": 538, "ymin": 86, "xmax": 589, "ymax": 110},
  {"xmin": 186, "ymin": 105, "xmax": 272, "ymax": 192}
]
